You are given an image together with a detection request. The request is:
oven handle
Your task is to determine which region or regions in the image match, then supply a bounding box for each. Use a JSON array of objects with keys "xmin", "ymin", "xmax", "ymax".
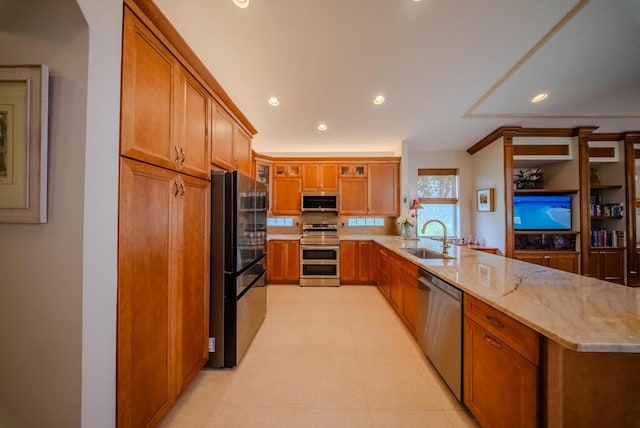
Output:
[
  {"xmin": 300, "ymin": 260, "xmax": 339, "ymax": 265},
  {"xmin": 300, "ymin": 245, "xmax": 340, "ymax": 251}
]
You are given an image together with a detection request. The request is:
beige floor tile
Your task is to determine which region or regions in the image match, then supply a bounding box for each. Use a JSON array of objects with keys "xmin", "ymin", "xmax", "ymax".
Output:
[
  {"xmin": 205, "ymin": 405, "xmax": 298, "ymax": 428},
  {"xmin": 160, "ymin": 285, "xmax": 478, "ymax": 427},
  {"xmin": 370, "ymin": 409, "xmax": 454, "ymax": 428},
  {"xmin": 445, "ymin": 409, "xmax": 480, "ymax": 428},
  {"xmin": 361, "ymin": 356, "xmax": 444, "ymax": 410},
  {"xmin": 296, "ymin": 355, "xmax": 368, "ymax": 409},
  {"xmin": 294, "ymin": 408, "xmax": 373, "ymax": 428}
]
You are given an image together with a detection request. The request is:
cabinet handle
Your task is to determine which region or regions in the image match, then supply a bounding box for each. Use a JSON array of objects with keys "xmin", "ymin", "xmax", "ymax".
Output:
[
  {"xmin": 174, "ymin": 145, "xmax": 181, "ymax": 165},
  {"xmin": 485, "ymin": 315, "xmax": 505, "ymax": 329},
  {"xmin": 180, "ymin": 148, "xmax": 186, "ymax": 166},
  {"xmin": 180, "ymin": 181, "xmax": 186, "ymax": 198},
  {"xmin": 483, "ymin": 332, "xmax": 503, "ymax": 349},
  {"xmin": 174, "ymin": 180, "xmax": 180, "ymax": 197},
  {"xmin": 543, "ymin": 255, "xmax": 550, "ymax": 259}
]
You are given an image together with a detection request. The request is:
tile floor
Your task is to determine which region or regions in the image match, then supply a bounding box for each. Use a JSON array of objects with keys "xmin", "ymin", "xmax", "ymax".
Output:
[{"xmin": 160, "ymin": 285, "xmax": 479, "ymax": 428}]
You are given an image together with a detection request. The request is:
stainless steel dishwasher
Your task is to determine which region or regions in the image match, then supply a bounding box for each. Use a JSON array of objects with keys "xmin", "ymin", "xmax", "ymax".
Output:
[{"xmin": 417, "ymin": 269, "xmax": 462, "ymax": 400}]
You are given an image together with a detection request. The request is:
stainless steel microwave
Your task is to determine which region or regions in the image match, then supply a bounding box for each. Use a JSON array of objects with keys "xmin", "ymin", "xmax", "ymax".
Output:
[{"xmin": 301, "ymin": 192, "xmax": 338, "ymax": 212}]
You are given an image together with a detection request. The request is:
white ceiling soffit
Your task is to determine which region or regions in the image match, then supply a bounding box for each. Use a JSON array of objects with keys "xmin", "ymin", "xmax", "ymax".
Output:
[
  {"xmin": 154, "ymin": 0, "xmax": 640, "ymax": 154},
  {"xmin": 470, "ymin": 0, "xmax": 640, "ymax": 118}
]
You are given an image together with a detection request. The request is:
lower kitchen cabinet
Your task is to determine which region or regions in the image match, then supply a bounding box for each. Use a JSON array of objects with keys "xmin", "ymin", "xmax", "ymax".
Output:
[
  {"xmin": 266, "ymin": 240, "xmax": 300, "ymax": 283},
  {"xmin": 118, "ymin": 158, "xmax": 210, "ymax": 427},
  {"xmin": 380, "ymin": 248, "xmax": 419, "ymax": 336},
  {"xmin": 400, "ymin": 262, "xmax": 418, "ymax": 336},
  {"xmin": 388, "ymin": 257, "xmax": 403, "ymax": 313},
  {"xmin": 514, "ymin": 250, "xmax": 578, "ymax": 274},
  {"xmin": 375, "ymin": 244, "xmax": 390, "ymax": 299},
  {"xmin": 340, "ymin": 240, "xmax": 374, "ymax": 284},
  {"xmin": 587, "ymin": 247, "xmax": 625, "ymax": 284},
  {"xmin": 463, "ymin": 294, "xmax": 539, "ymax": 428}
]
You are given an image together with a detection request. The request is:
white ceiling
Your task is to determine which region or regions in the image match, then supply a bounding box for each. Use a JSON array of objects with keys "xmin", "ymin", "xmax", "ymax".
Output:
[{"xmin": 154, "ymin": 0, "xmax": 640, "ymax": 155}]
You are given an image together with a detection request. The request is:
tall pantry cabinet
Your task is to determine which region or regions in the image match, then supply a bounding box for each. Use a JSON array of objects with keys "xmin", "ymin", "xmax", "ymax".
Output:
[{"xmin": 118, "ymin": 6, "xmax": 210, "ymax": 427}]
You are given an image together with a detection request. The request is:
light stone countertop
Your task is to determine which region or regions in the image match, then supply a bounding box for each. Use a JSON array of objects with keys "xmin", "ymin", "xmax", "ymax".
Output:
[{"xmin": 372, "ymin": 236, "xmax": 640, "ymax": 353}]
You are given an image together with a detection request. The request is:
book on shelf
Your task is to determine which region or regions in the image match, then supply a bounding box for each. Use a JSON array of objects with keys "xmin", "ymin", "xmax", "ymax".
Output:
[
  {"xmin": 591, "ymin": 230, "xmax": 625, "ymax": 248},
  {"xmin": 589, "ymin": 202, "xmax": 624, "ymax": 217}
]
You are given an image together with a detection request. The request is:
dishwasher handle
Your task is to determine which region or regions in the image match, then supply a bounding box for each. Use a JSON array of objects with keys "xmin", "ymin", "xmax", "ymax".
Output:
[{"xmin": 419, "ymin": 270, "xmax": 462, "ymax": 301}]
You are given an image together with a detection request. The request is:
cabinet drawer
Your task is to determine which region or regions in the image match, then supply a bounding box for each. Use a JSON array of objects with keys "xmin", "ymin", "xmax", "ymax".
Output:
[{"xmin": 464, "ymin": 294, "xmax": 539, "ymax": 365}]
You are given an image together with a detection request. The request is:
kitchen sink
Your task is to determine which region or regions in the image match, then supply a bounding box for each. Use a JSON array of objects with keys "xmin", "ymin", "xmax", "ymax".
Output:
[{"xmin": 401, "ymin": 248, "xmax": 452, "ymax": 259}]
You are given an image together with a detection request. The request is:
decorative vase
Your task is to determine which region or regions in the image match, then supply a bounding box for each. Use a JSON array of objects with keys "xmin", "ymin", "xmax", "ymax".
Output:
[
  {"xmin": 401, "ymin": 223, "xmax": 413, "ymax": 239},
  {"xmin": 590, "ymin": 167, "xmax": 600, "ymax": 187}
]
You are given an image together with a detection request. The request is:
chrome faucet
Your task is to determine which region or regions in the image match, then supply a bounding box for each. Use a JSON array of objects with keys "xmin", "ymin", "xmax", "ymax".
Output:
[{"xmin": 421, "ymin": 219, "xmax": 449, "ymax": 254}]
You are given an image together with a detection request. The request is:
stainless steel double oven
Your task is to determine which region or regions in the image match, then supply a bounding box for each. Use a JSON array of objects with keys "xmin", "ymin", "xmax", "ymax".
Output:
[{"xmin": 299, "ymin": 223, "xmax": 340, "ymax": 286}]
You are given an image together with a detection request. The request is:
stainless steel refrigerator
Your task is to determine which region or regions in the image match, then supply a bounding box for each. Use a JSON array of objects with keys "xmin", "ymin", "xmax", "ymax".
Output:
[{"xmin": 207, "ymin": 171, "xmax": 267, "ymax": 368}]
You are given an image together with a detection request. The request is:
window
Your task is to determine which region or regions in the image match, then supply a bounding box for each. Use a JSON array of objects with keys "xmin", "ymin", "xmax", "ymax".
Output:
[{"xmin": 416, "ymin": 168, "xmax": 458, "ymax": 238}]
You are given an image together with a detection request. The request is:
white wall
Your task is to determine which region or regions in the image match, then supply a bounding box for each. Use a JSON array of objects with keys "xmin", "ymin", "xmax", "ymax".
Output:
[
  {"xmin": 470, "ymin": 137, "xmax": 506, "ymax": 254},
  {"xmin": 0, "ymin": 0, "xmax": 121, "ymax": 426},
  {"xmin": 76, "ymin": 0, "xmax": 121, "ymax": 426},
  {"xmin": 403, "ymin": 147, "xmax": 474, "ymax": 239}
]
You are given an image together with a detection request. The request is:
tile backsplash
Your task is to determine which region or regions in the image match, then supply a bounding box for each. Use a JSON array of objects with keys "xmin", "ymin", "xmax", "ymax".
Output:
[{"xmin": 267, "ymin": 212, "xmax": 399, "ymax": 236}]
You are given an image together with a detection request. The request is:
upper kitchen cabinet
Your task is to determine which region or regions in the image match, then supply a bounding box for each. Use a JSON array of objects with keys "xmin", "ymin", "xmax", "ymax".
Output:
[
  {"xmin": 121, "ymin": 8, "xmax": 179, "ymax": 172},
  {"xmin": 368, "ymin": 163, "xmax": 399, "ymax": 215},
  {"xmin": 340, "ymin": 163, "xmax": 367, "ymax": 177},
  {"xmin": 338, "ymin": 178, "xmax": 368, "ymax": 215},
  {"xmin": 211, "ymin": 102, "xmax": 254, "ymax": 177},
  {"xmin": 272, "ymin": 177, "xmax": 302, "ymax": 215},
  {"xmin": 211, "ymin": 102, "xmax": 234, "ymax": 171},
  {"xmin": 274, "ymin": 163, "xmax": 301, "ymax": 177},
  {"xmin": 176, "ymin": 68, "xmax": 211, "ymax": 179},
  {"xmin": 302, "ymin": 163, "xmax": 338, "ymax": 191},
  {"xmin": 234, "ymin": 126, "xmax": 252, "ymax": 177},
  {"xmin": 338, "ymin": 160, "xmax": 400, "ymax": 216},
  {"xmin": 121, "ymin": 8, "xmax": 210, "ymax": 180}
]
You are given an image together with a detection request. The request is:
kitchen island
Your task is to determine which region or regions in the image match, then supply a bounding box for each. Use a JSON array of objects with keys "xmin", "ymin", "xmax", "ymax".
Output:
[{"xmin": 372, "ymin": 236, "xmax": 640, "ymax": 427}]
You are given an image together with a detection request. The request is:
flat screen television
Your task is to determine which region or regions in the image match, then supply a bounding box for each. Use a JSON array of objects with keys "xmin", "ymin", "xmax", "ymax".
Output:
[{"xmin": 513, "ymin": 195, "xmax": 572, "ymax": 231}]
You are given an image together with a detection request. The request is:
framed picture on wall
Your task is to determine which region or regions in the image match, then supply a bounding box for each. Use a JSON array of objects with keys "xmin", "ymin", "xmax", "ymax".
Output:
[
  {"xmin": 0, "ymin": 65, "xmax": 49, "ymax": 223},
  {"xmin": 476, "ymin": 188, "xmax": 494, "ymax": 212}
]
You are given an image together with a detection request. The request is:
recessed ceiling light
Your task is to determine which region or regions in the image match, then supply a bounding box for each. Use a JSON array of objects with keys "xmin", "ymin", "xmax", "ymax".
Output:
[
  {"xmin": 531, "ymin": 92, "xmax": 549, "ymax": 103},
  {"xmin": 318, "ymin": 123, "xmax": 328, "ymax": 131},
  {"xmin": 373, "ymin": 95, "xmax": 385, "ymax": 105},
  {"xmin": 233, "ymin": 0, "xmax": 249, "ymax": 9},
  {"xmin": 268, "ymin": 97, "xmax": 280, "ymax": 107}
]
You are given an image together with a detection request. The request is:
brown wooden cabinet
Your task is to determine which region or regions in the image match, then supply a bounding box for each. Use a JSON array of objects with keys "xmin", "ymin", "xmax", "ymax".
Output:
[
  {"xmin": 587, "ymin": 247, "xmax": 625, "ymax": 284},
  {"xmin": 338, "ymin": 178, "xmax": 368, "ymax": 215},
  {"xmin": 400, "ymin": 261, "xmax": 418, "ymax": 336},
  {"xmin": 121, "ymin": 8, "xmax": 179, "ymax": 173},
  {"xmin": 234, "ymin": 126, "xmax": 252, "ymax": 177},
  {"xmin": 388, "ymin": 257, "xmax": 403, "ymax": 313},
  {"xmin": 274, "ymin": 163, "xmax": 301, "ymax": 177},
  {"xmin": 211, "ymin": 102, "xmax": 235, "ymax": 171},
  {"xmin": 464, "ymin": 294, "xmax": 539, "ymax": 428},
  {"xmin": 118, "ymin": 158, "xmax": 209, "ymax": 428},
  {"xmin": 121, "ymin": 9, "xmax": 210, "ymax": 180},
  {"xmin": 514, "ymin": 250, "xmax": 579, "ymax": 274},
  {"xmin": 339, "ymin": 164, "xmax": 367, "ymax": 177},
  {"xmin": 302, "ymin": 163, "xmax": 338, "ymax": 191},
  {"xmin": 176, "ymin": 68, "xmax": 210, "ymax": 179},
  {"xmin": 368, "ymin": 163, "xmax": 399, "ymax": 215},
  {"xmin": 266, "ymin": 240, "xmax": 300, "ymax": 283},
  {"xmin": 272, "ymin": 177, "xmax": 302, "ymax": 215},
  {"xmin": 375, "ymin": 244, "xmax": 390, "ymax": 299},
  {"xmin": 339, "ymin": 240, "xmax": 374, "ymax": 284},
  {"xmin": 211, "ymin": 102, "xmax": 254, "ymax": 175}
]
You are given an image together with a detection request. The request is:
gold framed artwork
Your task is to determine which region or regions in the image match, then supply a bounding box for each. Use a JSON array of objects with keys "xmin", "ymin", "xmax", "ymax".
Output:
[
  {"xmin": 0, "ymin": 65, "xmax": 49, "ymax": 223},
  {"xmin": 476, "ymin": 188, "xmax": 494, "ymax": 212}
]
